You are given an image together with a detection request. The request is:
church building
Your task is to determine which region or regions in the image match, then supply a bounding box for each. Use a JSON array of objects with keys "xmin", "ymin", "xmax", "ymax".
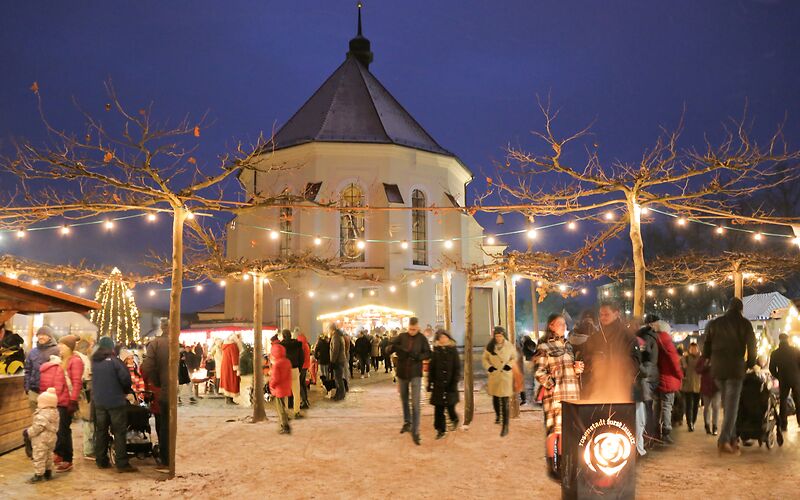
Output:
[{"xmin": 223, "ymin": 8, "xmax": 503, "ymax": 345}]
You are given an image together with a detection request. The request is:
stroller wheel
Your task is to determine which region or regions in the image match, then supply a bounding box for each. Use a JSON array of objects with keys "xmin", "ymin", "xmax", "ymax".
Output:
[
  {"xmin": 108, "ymin": 438, "xmax": 116, "ymax": 466},
  {"xmin": 766, "ymin": 430, "xmax": 776, "ymax": 449}
]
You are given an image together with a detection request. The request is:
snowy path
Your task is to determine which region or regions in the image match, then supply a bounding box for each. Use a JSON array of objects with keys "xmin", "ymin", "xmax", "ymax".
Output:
[{"xmin": 1, "ymin": 372, "xmax": 799, "ymax": 499}]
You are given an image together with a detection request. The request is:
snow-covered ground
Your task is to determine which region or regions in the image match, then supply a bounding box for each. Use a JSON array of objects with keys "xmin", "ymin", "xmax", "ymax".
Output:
[{"xmin": 2, "ymin": 371, "xmax": 799, "ymax": 499}]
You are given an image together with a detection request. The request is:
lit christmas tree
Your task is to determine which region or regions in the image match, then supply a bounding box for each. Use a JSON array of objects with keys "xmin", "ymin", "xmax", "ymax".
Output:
[{"xmin": 91, "ymin": 267, "xmax": 141, "ymax": 345}]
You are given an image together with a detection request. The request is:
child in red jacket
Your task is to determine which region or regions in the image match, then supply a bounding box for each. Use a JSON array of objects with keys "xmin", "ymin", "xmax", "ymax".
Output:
[
  {"xmin": 269, "ymin": 344, "xmax": 292, "ymax": 434},
  {"xmin": 652, "ymin": 320, "xmax": 683, "ymax": 444}
]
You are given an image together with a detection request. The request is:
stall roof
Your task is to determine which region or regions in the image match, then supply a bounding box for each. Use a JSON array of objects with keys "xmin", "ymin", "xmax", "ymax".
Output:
[
  {"xmin": 743, "ymin": 292, "xmax": 792, "ymax": 321},
  {"xmin": 0, "ymin": 275, "xmax": 100, "ymax": 315},
  {"xmin": 317, "ymin": 304, "xmax": 415, "ymax": 321}
]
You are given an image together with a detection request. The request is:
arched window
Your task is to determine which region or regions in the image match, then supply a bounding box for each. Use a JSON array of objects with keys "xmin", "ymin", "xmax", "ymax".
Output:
[
  {"xmin": 276, "ymin": 298, "xmax": 291, "ymax": 331},
  {"xmin": 412, "ymin": 189, "xmax": 428, "ymax": 266},
  {"xmin": 340, "ymin": 183, "xmax": 365, "ymax": 262}
]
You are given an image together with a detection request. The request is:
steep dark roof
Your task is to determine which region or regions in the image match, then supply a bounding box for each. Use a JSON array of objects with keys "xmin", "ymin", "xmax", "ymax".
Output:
[{"xmin": 271, "ymin": 54, "xmax": 454, "ymax": 157}]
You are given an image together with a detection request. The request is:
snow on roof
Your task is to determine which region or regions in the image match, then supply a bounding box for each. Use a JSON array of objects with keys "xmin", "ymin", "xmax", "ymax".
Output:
[{"xmin": 742, "ymin": 292, "xmax": 792, "ymax": 321}]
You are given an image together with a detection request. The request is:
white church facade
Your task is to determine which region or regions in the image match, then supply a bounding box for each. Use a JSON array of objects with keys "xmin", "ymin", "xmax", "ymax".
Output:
[{"xmin": 222, "ymin": 15, "xmax": 503, "ymax": 345}]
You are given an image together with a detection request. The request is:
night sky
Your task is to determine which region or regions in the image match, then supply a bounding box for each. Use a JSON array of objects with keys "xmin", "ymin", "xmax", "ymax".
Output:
[{"xmin": 1, "ymin": 1, "xmax": 799, "ymax": 312}]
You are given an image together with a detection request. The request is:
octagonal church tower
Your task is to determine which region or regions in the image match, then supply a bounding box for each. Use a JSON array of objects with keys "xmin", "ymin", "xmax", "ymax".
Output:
[{"xmin": 224, "ymin": 10, "xmax": 503, "ymax": 344}]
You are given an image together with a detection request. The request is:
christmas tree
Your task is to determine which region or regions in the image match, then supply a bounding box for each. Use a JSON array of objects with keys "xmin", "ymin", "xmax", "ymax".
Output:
[{"xmin": 91, "ymin": 267, "xmax": 141, "ymax": 345}]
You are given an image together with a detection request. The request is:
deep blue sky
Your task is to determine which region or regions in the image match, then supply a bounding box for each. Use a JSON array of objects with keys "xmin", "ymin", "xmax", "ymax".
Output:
[{"xmin": 1, "ymin": 1, "xmax": 799, "ymax": 312}]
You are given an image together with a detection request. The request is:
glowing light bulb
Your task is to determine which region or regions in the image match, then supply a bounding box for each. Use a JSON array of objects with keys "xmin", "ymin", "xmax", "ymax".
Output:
[
  {"xmin": 444, "ymin": 239, "xmax": 454, "ymax": 249},
  {"xmin": 677, "ymin": 217, "xmax": 686, "ymax": 226},
  {"xmin": 567, "ymin": 221, "xmax": 577, "ymax": 230},
  {"xmin": 269, "ymin": 230, "xmax": 280, "ymax": 240},
  {"xmin": 604, "ymin": 211, "xmax": 614, "ymax": 220},
  {"xmin": 78, "ymin": 287, "xmax": 86, "ymax": 295},
  {"xmin": 688, "ymin": 285, "xmax": 696, "ymax": 292},
  {"xmin": 60, "ymin": 225, "xmax": 71, "ymax": 235},
  {"xmin": 242, "ymin": 273, "xmax": 250, "ymax": 281},
  {"xmin": 753, "ymin": 232, "xmax": 763, "ymax": 241},
  {"xmin": 646, "ymin": 290, "xmax": 654, "ymax": 297},
  {"xmin": 410, "ymin": 280, "xmax": 418, "ymax": 288},
  {"xmin": 31, "ymin": 279, "xmax": 40, "ymax": 285},
  {"xmin": 558, "ymin": 284, "xmax": 567, "ymax": 292},
  {"xmin": 757, "ymin": 277, "xmax": 764, "ymax": 283},
  {"xmin": 16, "ymin": 229, "xmax": 26, "ymax": 238},
  {"xmin": 369, "ymin": 290, "xmax": 376, "ymax": 296},
  {"xmin": 400, "ymin": 240, "xmax": 409, "ymax": 249},
  {"xmin": 347, "ymin": 292, "xmax": 355, "ymax": 299},
  {"xmin": 196, "ymin": 284, "xmax": 204, "ymax": 292},
  {"xmin": 537, "ymin": 281, "xmax": 543, "ymax": 286},
  {"xmin": 526, "ymin": 228, "xmax": 538, "ymax": 240},
  {"xmin": 486, "ymin": 236, "xmax": 496, "ymax": 245},
  {"xmin": 314, "ymin": 236, "xmax": 322, "ymax": 246},
  {"xmin": 55, "ymin": 284, "xmax": 63, "ymax": 290},
  {"xmin": 7, "ymin": 272, "xmax": 18, "ymax": 279},
  {"xmin": 715, "ymin": 227, "xmax": 725, "ymax": 235},
  {"xmin": 186, "ymin": 211, "xmax": 195, "ymax": 220},
  {"xmin": 624, "ymin": 291, "xmax": 632, "ymax": 298},
  {"xmin": 580, "ymin": 288, "xmax": 588, "ymax": 295},
  {"xmin": 147, "ymin": 213, "xmax": 157, "ymax": 222},
  {"xmin": 219, "ymin": 280, "xmax": 226, "ymax": 287},
  {"xmin": 603, "ymin": 290, "xmax": 610, "ymax": 297},
  {"xmin": 149, "ymin": 290, "xmax": 156, "ymax": 297},
  {"xmin": 389, "ymin": 285, "xmax": 397, "ymax": 293},
  {"xmin": 640, "ymin": 207, "xmax": 650, "ymax": 215},
  {"xmin": 667, "ymin": 288, "xmax": 675, "ymax": 295},
  {"xmin": 356, "ymin": 240, "xmax": 366, "ymax": 250},
  {"xmin": 708, "ymin": 281, "xmax": 716, "ymax": 287},
  {"xmin": 308, "ymin": 291, "xmax": 315, "ymax": 298},
  {"xmin": 512, "ymin": 274, "xmax": 521, "ymax": 283}
]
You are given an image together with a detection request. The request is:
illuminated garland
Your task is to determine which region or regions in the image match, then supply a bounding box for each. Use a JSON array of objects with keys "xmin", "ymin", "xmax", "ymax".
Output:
[{"xmin": 90, "ymin": 267, "xmax": 141, "ymax": 344}]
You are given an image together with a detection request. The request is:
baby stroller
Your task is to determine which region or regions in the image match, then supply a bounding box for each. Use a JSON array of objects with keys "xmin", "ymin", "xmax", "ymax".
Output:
[
  {"xmin": 109, "ymin": 391, "xmax": 159, "ymax": 465},
  {"xmin": 736, "ymin": 371, "xmax": 783, "ymax": 449}
]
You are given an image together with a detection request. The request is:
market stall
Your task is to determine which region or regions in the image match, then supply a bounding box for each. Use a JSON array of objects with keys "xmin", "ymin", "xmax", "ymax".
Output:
[
  {"xmin": 317, "ymin": 304, "xmax": 415, "ymax": 333},
  {"xmin": 0, "ymin": 275, "xmax": 100, "ymax": 455}
]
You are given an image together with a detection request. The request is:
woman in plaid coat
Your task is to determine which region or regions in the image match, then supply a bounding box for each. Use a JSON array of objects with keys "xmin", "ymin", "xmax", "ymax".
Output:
[{"xmin": 535, "ymin": 313, "xmax": 583, "ymax": 480}]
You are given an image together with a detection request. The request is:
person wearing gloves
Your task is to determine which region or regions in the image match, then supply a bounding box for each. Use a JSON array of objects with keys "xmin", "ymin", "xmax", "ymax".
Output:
[
  {"xmin": 25, "ymin": 387, "xmax": 60, "ymax": 483},
  {"xmin": 92, "ymin": 336, "xmax": 136, "ymax": 472},
  {"xmin": 23, "ymin": 326, "xmax": 61, "ymax": 411},
  {"xmin": 482, "ymin": 326, "xmax": 516, "ymax": 437},
  {"xmin": 38, "ymin": 334, "xmax": 83, "ymax": 473}
]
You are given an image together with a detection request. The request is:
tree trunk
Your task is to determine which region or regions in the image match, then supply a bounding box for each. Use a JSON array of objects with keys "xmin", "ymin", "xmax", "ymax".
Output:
[
  {"xmin": 167, "ymin": 205, "xmax": 185, "ymax": 479},
  {"xmin": 505, "ymin": 273, "xmax": 519, "ymax": 418},
  {"xmin": 442, "ymin": 270, "xmax": 452, "ymax": 333},
  {"xmin": 628, "ymin": 197, "xmax": 646, "ymax": 320},
  {"xmin": 733, "ymin": 261, "xmax": 744, "ymax": 299},
  {"xmin": 530, "ymin": 279, "xmax": 538, "ymax": 340},
  {"xmin": 252, "ymin": 274, "xmax": 266, "ymax": 422},
  {"xmin": 463, "ymin": 280, "xmax": 474, "ymax": 425}
]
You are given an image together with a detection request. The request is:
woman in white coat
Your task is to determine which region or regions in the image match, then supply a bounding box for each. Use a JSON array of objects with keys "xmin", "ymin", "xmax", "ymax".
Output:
[
  {"xmin": 209, "ymin": 338, "xmax": 224, "ymax": 394},
  {"xmin": 482, "ymin": 326, "xmax": 516, "ymax": 437}
]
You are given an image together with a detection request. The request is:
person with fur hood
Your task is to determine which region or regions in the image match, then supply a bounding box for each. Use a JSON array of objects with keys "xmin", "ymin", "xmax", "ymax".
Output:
[
  {"xmin": 23, "ymin": 326, "xmax": 61, "ymax": 411},
  {"xmin": 269, "ymin": 343, "xmax": 292, "ymax": 434},
  {"xmin": 651, "ymin": 320, "xmax": 683, "ymax": 444},
  {"xmin": 38, "ymin": 335, "xmax": 83, "ymax": 472},
  {"xmin": 482, "ymin": 326, "xmax": 516, "ymax": 437},
  {"xmin": 24, "ymin": 388, "xmax": 60, "ymax": 483},
  {"xmin": 427, "ymin": 330, "xmax": 461, "ymax": 439}
]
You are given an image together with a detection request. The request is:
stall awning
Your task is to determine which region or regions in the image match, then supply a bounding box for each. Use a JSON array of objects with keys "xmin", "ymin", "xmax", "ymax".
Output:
[
  {"xmin": 0, "ymin": 275, "xmax": 100, "ymax": 317},
  {"xmin": 317, "ymin": 304, "xmax": 415, "ymax": 321}
]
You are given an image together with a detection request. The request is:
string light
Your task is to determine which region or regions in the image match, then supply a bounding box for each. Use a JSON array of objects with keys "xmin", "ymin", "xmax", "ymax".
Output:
[
  {"xmin": 356, "ymin": 240, "xmax": 366, "ymax": 250},
  {"xmin": 444, "ymin": 239, "xmax": 454, "ymax": 249},
  {"xmin": 624, "ymin": 291, "xmax": 632, "ymax": 298},
  {"xmin": 60, "ymin": 225, "xmax": 71, "ymax": 235},
  {"xmin": 757, "ymin": 277, "xmax": 764, "ymax": 283},
  {"xmin": 676, "ymin": 217, "xmax": 687, "ymax": 226},
  {"xmin": 410, "ymin": 280, "xmax": 418, "ymax": 288},
  {"xmin": 147, "ymin": 213, "xmax": 157, "ymax": 222},
  {"xmin": 78, "ymin": 287, "xmax": 86, "ymax": 295},
  {"xmin": 55, "ymin": 284, "xmax": 63, "ymax": 290},
  {"xmin": 196, "ymin": 284, "xmax": 204, "ymax": 292},
  {"xmin": 269, "ymin": 230, "xmax": 280, "ymax": 240},
  {"xmin": 16, "ymin": 229, "xmax": 25, "ymax": 239},
  {"xmin": 486, "ymin": 236, "xmax": 496, "ymax": 245},
  {"xmin": 369, "ymin": 290, "xmax": 376, "ymax": 296},
  {"xmin": 389, "ymin": 285, "xmax": 397, "ymax": 293},
  {"xmin": 646, "ymin": 290, "xmax": 654, "ymax": 297},
  {"xmin": 604, "ymin": 211, "xmax": 615, "ymax": 221},
  {"xmin": 307, "ymin": 291, "xmax": 315, "ymax": 298},
  {"xmin": 640, "ymin": 207, "xmax": 650, "ymax": 215},
  {"xmin": 536, "ymin": 281, "xmax": 543, "ymax": 286},
  {"xmin": 31, "ymin": 279, "xmax": 40, "ymax": 286},
  {"xmin": 512, "ymin": 274, "xmax": 521, "ymax": 283},
  {"xmin": 104, "ymin": 220, "xmax": 114, "ymax": 230},
  {"xmin": 347, "ymin": 292, "xmax": 355, "ymax": 299},
  {"xmin": 667, "ymin": 288, "xmax": 675, "ymax": 295},
  {"xmin": 580, "ymin": 288, "xmax": 588, "ymax": 295},
  {"xmin": 567, "ymin": 221, "xmax": 577, "ymax": 230},
  {"xmin": 90, "ymin": 268, "xmax": 140, "ymax": 344},
  {"xmin": 558, "ymin": 284, "xmax": 567, "ymax": 292},
  {"xmin": 313, "ymin": 236, "xmax": 322, "ymax": 246},
  {"xmin": 753, "ymin": 232, "xmax": 763, "ymax": 241},
  {"xmin": 715, "ymin": 226, "xmax": 725, "ymax": 235},
  {"xmin": 149, "ymin": 290, "xmax": 156, "ymax": 296},
  {"xmin": 526, "ymin": 228, "xmax": 538, "ymax": 240},
  {"xmin": 185, "ymin": 211, "xmax": 195, "ymax": 220},
  {"xmin": 688, "ymin": 285, "xmax": 696, "ymax": 292},
  {"xmin": 603, "ymin": 290, "xmax": 610, "ymax": 297},
  {"xmin": 242, "ymin": 273, "xmax": 250, "ymax": 281},
  {"xmin": 708, "ymin": 280, "xmax": 716, "ymax": 287},
  {"xmin": 219, "ymin": 280, "xmax": 226, "ymax": 287}
]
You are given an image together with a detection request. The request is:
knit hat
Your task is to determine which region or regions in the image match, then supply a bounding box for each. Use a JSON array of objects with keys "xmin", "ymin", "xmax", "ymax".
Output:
[
  {"xmin": 37, "ymin": 388, "xmax": 58, "ymax": 408},
  {"xmin": 119, "ymin": 349, "xmax": 133, "ymax": 362},
  {"xmin": 36, "ymin": 326, "xmax": 56, "ymax": 341},
  {"xmin": 97, "ymin": 336, "xmax": 115, "ymax": 351},
  {"xmin": 58, "ymin": 334, "xmax": 78, "ymax": 352},
  {"xmin": 651, "ymin": 320, "xmax": 671, "ymax": 334}
]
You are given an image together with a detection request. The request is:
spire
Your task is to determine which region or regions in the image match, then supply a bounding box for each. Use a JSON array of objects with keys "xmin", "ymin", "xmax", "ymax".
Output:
[{"xmin": 347, "ymin": 1, "xmax": 373, "ymax": 68}]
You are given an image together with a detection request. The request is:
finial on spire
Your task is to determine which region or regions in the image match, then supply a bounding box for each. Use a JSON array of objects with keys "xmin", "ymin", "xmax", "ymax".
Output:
[{"xmin": 347, "ymin": 1, "xmax": 373, "ymax": 68}]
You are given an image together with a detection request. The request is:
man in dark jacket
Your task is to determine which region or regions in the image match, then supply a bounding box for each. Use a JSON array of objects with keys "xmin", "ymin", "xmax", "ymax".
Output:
[
  {"xmin": 91, "ymin": 336, "xmax": 136, "ymax": 472},
  {"xmin": 280, "ymin": 330, "xmax": 304, "ymax": 418},
  {"xmin": 582, "ymin": 303, "xmax": 639, "ymax": 402},
  {"xmin": 328, "ymin": 324, "xmax": 347, "ymax": 401},
  {"xmin": 141, "ymin": 319, "xmax": 171, "ymax": 471},
  {"xmin": 769, "ymin": 333, "xmax": 800, "ymax": 431},
  {"xmin": 354, "ymin": 331, "xmax": 372, "ymax": 377},
  {"xmin": 314, "ymin": 333, "xmax": 331, "ymax": 379},
  {"xmin": 636, "ymin": 314, "xmax": 660, "ymax": 450},
  {"xmin": 23, "ymin": 326, "xmax": 61, "ymax": 411},
  {"xmin": 386, "ymin": 317, "xmax": 431, "ymax": 445},
  {"xmin": 380, "ymin": 334, "xmax": 392, "ymax": 373},
  {"xmin": 703, "ymin": 297, "xmax": 756, "ymax": 455}
]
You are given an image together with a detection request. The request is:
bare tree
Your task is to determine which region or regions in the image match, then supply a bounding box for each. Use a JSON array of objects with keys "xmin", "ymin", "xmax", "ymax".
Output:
[{"xmin": 491, "ymin": 100, "xmax": 800, "ymax": 318}]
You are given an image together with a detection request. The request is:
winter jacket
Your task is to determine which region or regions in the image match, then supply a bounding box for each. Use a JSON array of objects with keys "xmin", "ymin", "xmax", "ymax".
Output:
[
  {"xmin": 521, "ymin": 335, "xmax": 537, "ymax": 361},
  {"xmin": 298, "ymin": 334, "xmax": 311, "ymax": 369},
  {"xmin": 635, "ymin": 325, "xmax": 660, "ymax": 398},
  {"xmin": 178, "ymin": 352, "xmax": 191, "ymax": 385},
  {"xmin": 582, "ymin": 319, "xmax": 639, "ymax": 401},
  {"xmin": 39, "ymin": 355, "xmax": 84, "ymax": 408},
  {"xmin": 269, "ymin": 344, "xmax": 292, "ymax": 398},
  {"xmin": 703, "ymin": 308, "xmax": 756, "ymax": 380},
  {"xmin": 314, "ymin": 337, "xmax": 331, "ymax": 365},
  {"xmin": 769, "ymin": 340, "xmax": 800, "ymax": 387},
  {"xmin": 535, "ymin": 336, "xmax": 581, "ymax": 434},
  {"xmin": 695, "ymin": 356, "xmax": 718, "ymax": 397},
  {"xmin": 209, "ymin": 340, "xmax": 224, "ymax": 375},
  {"xmin": 141, "ymin": 333, "xmax": 170, "ymax": 402},
  {"xmin": 91, "ymin": 349, "xmax": 133, "ymax": 408},
  {"xmin": 329, "ymin": 329, "xmax": 347, "ymax": 366},
  {"xmin": 482, "ymin": 339, "xmax": 516, "ymax": 397},
  {"xmin": 680, "ymin": 353, "xmax": 702, "ymax": 393},
  {"xmin": 23, "ymin": 338, "xmax": 60, "ymax": 392},
  {"xmin": 281, "ymin": 338, "xmax": 303, "ymax": 369},
  {"xmin": 371, "ymin": 335, "xmax": 382, "ymax": 357},
  {"xmin": 354, "ymin": 335, "xmax": 371, "ymax": 357},
  {"xmin": 655, "ymin": 331, "xmax": 683, "ymax": 393},
  {"xmin": 380, "ymin": 337, "xmax": 390, "ymax": 357},
  {"xmin": 28, "ymin": 406, "xmax": 59, "ymax": 473},
  {"xmin": 387, "ymin": 332, "xmax": 432, "ymax": 380},
  {"xmin": 427, "ymin": 340, "xmax": 461, "ymax": 406}
]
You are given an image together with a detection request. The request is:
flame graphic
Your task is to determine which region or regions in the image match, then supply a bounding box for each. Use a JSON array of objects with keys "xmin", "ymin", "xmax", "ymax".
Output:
[{"xmin": 583, "ymin": 432, "xmax": 631, "ymax": 476}]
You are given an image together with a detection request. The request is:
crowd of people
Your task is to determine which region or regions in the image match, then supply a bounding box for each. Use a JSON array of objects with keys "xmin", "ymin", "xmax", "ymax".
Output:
[{"xmin": 8, "ymin": 294, "xmax": 800, "ymax": 484}]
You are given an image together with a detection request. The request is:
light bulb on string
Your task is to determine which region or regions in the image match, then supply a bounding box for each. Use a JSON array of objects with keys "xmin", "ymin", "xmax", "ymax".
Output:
[
  {"xmin": 640, "ymin": 206, "xmax": 650, "ymax": 215},
  {"xmin": 55, "ymin": 284, "xmax": 63, "ymax": 290},
  {"xmin": 149, "ymin": 290, "xmax": 156, "ymax": 297},
  {"xmin": 78, "ymin": 287, "xmax": 86, "ymax": 295},
  {"xmin": 219, "ymin": 280, "xmax": 226, "ymax": 287},
  {"xmin": 526, "ymin": 228, "xmax": 538, "ymax": 240},
  {"xmin": 667, "ymin": 288, "xmax": 675, "ymax": 295},
  {"xmin": 242, "ymin": 273, "xmax": 250, "ymax": 281},
  {"xmin": 347, "ymin": 292, "xmax": 355, "ymax": 299},
  {"xmin": 313, "ymin": 236, "xmax": 322, "ymax": 246},
  {"xmin": 486, "ymin": 236, "xmax": 496, "ymax": 245},
  {"xmin": 753, "ymin": 232, "xmax": 763, "ymax": 242},
  {"xmin": 624, "ymin": 291, "xmax": 632, "ymax": 298},
  {"xmin": 60, "ymin": 225, "xmax": 71, "ymax": 235},
  {"xmin": 31, "ymin": 279, "xmax": 40, "ymax": 286},
  {"xmin": 185, "ymin": 211, "xmax": 195, "ymax": 220},
  {"xmin": 708, "ymin": 280, "xmax": 716, "ymax": 287},
  {"xmin": 580, "ymin": 288, "xmax": 588, "ymax": 295},
  {"xmin": 104, "ymin": 220, "xmax": 114, "ymax": 230},
  {"xmin": 16, "ymin": 229, "xmax": 26, "ymax": 239},
  {"xmin": 356, "ymin": 240, "xmax": 366, "ymax": 250},
  {"xmin": 196, "ymin": 284, "xmax": 204, "ymax": 292},
  {"xmin": 410, "ymin": 280, "xmax": 418, "ymax": 288},
  {"xmin": 646, "ymin": 290, "xmax": 654, "ymax": 297},
  {"xmin": 558, "ymin": 284, "xmax": 567, "ymax": 292},
  {"xmin": 715, "ymin": 226, "xmax": 725, "ymax": 235},
  {"xmin": 369, "ymin": 290, "xmax": 376, "ymax": 296},
  {"xmin": 567, "ymin": 221, "xmax": 577, "ymax": 230},
  {"xmin": 308, "ymin": 291, "xmax": 316, "ymax": 298},
  {"xmin": 604, "ymin": 211, "xmax": 615, "ymax": 221},
  {"xmin": 269, "ymin": 230, "xmax": 280, "ymax": 240},
  {"xmin": 400, "ymin": 240, "xmax": 409, "ymax": 250},
  {"xmin": 147, "ymin": 213, "xmax": 157, "ymax": 222},
  {"xmin": 444, "ymin": 239, "xmax": 454, "ymax": 249},
  {"xmin": 688, "ymin": 285, "xmax": 696, "ymax": 292},
  {"xmin": 676, "ymin": 217, "xmax": 686, "ymax": 226}
]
